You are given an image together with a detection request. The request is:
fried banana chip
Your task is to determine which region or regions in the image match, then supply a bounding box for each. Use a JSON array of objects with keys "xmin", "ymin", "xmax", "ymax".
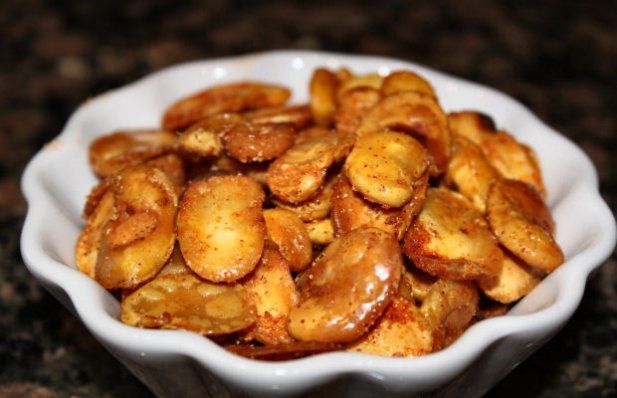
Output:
[
  {"xmin": 481, "ymin": 131, "xmax": 546, "ymax": 197},
  {"xmin": 162, "ymin": 82, "xmax": 291, "ymax": 131},
  {"xmin": 478, "ymin": 252, "xmax": 541, "ymax": 304},
  {"xmin": 403, "ymin": 188, "xmax": 503, "ymax": 280},
  {"xmin": 242, "ymin": 247, "xmax": 299, "ymax": 345},
  {"xmin": 263, "ymin": 209, "xmax": 313, "ymax": 272},
  {"xmin": 145, "ymin": 153, "xmax": 186, "ymax": 197},
  {"xmin": 266, "ymin": 128, "xmax": 341, "ymax": 203},
  {"xmin": 305, "ymin": 218, "xmax": 335, "ymax": 245},
  {"xmin": 95, "ymin": 165, "xmax": 177, "ymax": 289},
  {"xmin": 487, "ymin": 179, "xmax": 563, "ymax": 272},
  {"xmin": 121, "ymin": 274, "xmax": 256, "ymax": 335},
  {"xmin": 272, "ymin": 174, "xmax": 336, "ymax": 222},
  {"xmin": 445, "ymin": 136, "xmax": 499, "ymax": 212},
  {"xmin": 421, "ymin": 279, "xmax": 479, "ymax": 349},
  {"xmin": 178, "ymin": 114, "xmax": 243, "ymax": 160},
  {"xmin": 89, "ymin": 130, "xmax": 177, "ymax": 177},
  {"xmin": 448, "ymin": 111, "xmax": 496, "ymax": 144},
  {"xmin": 177, "ymin": 175, "xmax": 266, "ymax": 282},
  {"xmin": 310, "ymin": 68, "xmax": 339, "ymax": 126},
  {"xmin": 244, "ymin": 105, "xmax": 312, "ymax": 130},
  {"xmin": 381, "ymin": 70, "xmax": 436, "ymax": 97},
  {"xmin": 355, "ymin": 92, "xmax": 451, "ymax": 175},
  {"xmin": 76, "ymin": 190, "xmax": 116, "ymax": 278},
  {"xmin": 288, "ymin": 228, "xmax": 403, "ymax": 343},
  {"xmin": 223, "ymin": 122, "xmax": 296, "ymax": 163},
  {"xmin": 348, "ymin": 296, "xmax": 433, "ymax": 357},
  {"xmin": 344, "ymin": 131, "xmax": 429, "ymax": 207},
  {"xmin": 333, "ymin": 87, "xmax": 381, "ymax": 136}
]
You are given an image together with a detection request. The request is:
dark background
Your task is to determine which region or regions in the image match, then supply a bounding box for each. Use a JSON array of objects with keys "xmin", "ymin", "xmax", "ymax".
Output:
[{"xmin": 0, "ymin": 0, "xmax": 615, "ymax": 397}]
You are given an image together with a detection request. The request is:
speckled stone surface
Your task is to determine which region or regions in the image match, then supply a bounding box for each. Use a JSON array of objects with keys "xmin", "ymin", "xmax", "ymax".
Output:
[{"xmin": 0, "ymin": 0, "xmax": 615, "ymax": 397}]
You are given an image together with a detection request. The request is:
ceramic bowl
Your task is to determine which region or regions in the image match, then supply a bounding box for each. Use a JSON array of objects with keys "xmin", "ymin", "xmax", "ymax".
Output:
[{"xmin": 20, "ymin": 50, "xmax": 616, "ymax": 397}]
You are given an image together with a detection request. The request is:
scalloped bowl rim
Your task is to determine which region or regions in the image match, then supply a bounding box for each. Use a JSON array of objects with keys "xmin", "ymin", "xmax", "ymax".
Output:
[{"xmin": 20, "ymin": 50, "xmax": 616, "ymax": 393}]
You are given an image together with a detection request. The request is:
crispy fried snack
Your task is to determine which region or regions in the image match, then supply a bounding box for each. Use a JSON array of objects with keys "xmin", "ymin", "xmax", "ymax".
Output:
[
  {"xmin": 95, "ymin": 165, "xmax": 177, "ymax": 289},
  {"xmin": 381, "ymin": 70, "xmax": 436, "ymax": 98},
  {"xmin": 348, "ymin": 296, "xmax": 434, "ymax": 357},
  {"xmin": 478, "ymin": 252, "xmax": 541, "ymax": 303},
  {"xmin": 305, "ymin": 218, "xmax": 335, "ymax": 245},
  {"xmin": 121, "ymin": 273, "xmax": 256, "ymax": 335},
  {"xmin": 241, "ymin": 247, "xmax": 299, "ymax": 345},
  {"xmin": 177, "ymin": 175, "xmax": 266, "ymax": 282},
  {"xmin": 421, "ymin": 279, "xmax": 479, "ymax": 348},
  {"xmin": 162, "ymin": 82, "xmax": 290, "ymax": 131},
  {"xmin": 332, "ymin": 174, "xmax": 427, "ymax": 240},
  {"xmin": 403, "ymin": 188, "xmax": 503, "ymax": 280},
  {"xmin": 76, "ymin": 189, "xmax": 115, "ymax": 278},
  {"xmin": 487, "ymin": 179, "xmax": 563, "ymax": 272},
  {"xmin": 288, "ymin": 228, "xmax": 403, "ymax": 343},
  {"xmin": 89, "ymin": 130, "xmax": 177, "ymax": 177},
  {"xmin": 177, "ymin": 114, "xmax": 241, "ymax": 160},
  {"xmin": 244, "ymin": 105, "xmax": 312, "ymax": 129},
  {"xmin": 445, "ymin": 136, "xmax": 499, "ymax": 212},
  {"xmin": 355, "ymin": 92, "xmax": 451, "ymax": 175},
  {"xmin": 345, "ymin": 131, "xmax": 429, "ymax": 207},
  {"xmin": 267, "ymin": 128, "xmax": 343, "ymax": 203},
  {"xmin": 333, "ymin": 87, "xmax": 381, "ymax": 136},
  {"xmin": 223, "ymin": 122, "xmax": 296, "ymax": 163},
  {"xmin": 263, "ymin": 209, "xmax": 313, "ymax": 272},
  {"xmin": 309, "ymin": 68, "xmax": 340, "ymax": 127},
  {"xmin": 272, "ymin": 174, "xmax": 336, "ymax": 222}
]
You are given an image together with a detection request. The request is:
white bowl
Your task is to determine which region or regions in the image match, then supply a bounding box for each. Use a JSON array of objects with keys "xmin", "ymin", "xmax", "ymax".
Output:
[{"xmin": 20, "ymin": 50, "xmax": 616, "ymax": 397}]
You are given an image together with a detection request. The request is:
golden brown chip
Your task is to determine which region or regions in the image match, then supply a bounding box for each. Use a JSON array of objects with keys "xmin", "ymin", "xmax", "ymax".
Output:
[
  {"xmin": 344, "ymin": 130, "xmax": 429, "ymax": 207},
  {"xmin": 266, "ymin": 127, "xmax": 340, "ymax": 203},
  {"xmin": 331, "ymin": 174, "xmax": 422, "ymax": 240},
  {"xmin": 481, "ymin": 131, "xmax": 546, "ymax": 197},
  {"xmin": 121, "ymin": 273, "xmax": 256, "ymax": 335},
  {"xmin": 487, "ymin": 179, "xmax": 563, "ymax": 273},
  {"xmin": 478, "ymin": 252, "xmax": 541, "ymax": 304},
  {"xmin": 381, "ymin": 70, "xmax": 436, "ymax": 97},
  {"xmin": 305, "ymin": 218, "xmax": 335, "ymax": 245},
  {"xmin": 244, "ymin": 105, "xmax": 312, "ymax": 130},
  {"xmin": 420, "ymin": 279, "xmax": 479, "ymax": 349},
  {"xmin": 177, "ymin": 175, "xmax": 266, "ymax": 282},
  {"xmin": 95, "ymin": 165, "xmax": 177, "ymax": 289},
  {"xmin": 263, "ymin": 209, "xmax": 313, "ymax": 272},
  {"xmin": 337, "ymin": 73, "xmax": 383, "ymax": 98},
  {"xmin": 178, "ymin": 114, "xmax": 243, "ymax": 160},
  {"xmin": 241, "ymin": 247, "xmax": 299, "ymax": 345},
  {"xmin": 89, "ymin": 130, "xmax": 177, "ymax": 177},
  {"xmin": 347, "ymin": 296, "xmax": 433, "ymax": 357},
  {"xmin": 398, "ymin": 266, "xmax": 437, "ymax": 303},
  {"xmin": 76, "ymin": 190, "xmax": 116, "ymax": 278},
  {"xmin": 222, "ymin": 122, "xmax": 296, "ymax": 163},
  {"xmin": 309, "ymin": 68, "xmax": 339, "ymax": 127},
  {"xmin": 272, "ymin": 174, "xmax": 336, "ymax": 222},
  {"xmin": 403, "ymin": 188, "xmax": 503, "ymax": 280},
  {"xmin": 333, "ymin": 87, "xmax": 381, "ymax": 136},
  {"xmin": 445, "ymin": 136, "xmax": 499, "ymax": 212},
  {"xmin": 448, "ymin": 111, "xmax": 496, "ymax": 144},
  {"xmin": 355, "ymin": 92, "xmax": 451, "ymax": 175},
  {"xmin": 162, "ymin": 82, "xmax": 291, "ymax": 131},
  {"xmin": 145, "ymin": 153, "xmax": 186, "ymax": 197},
  {"xmin": 287, "ymin": 228, "xmax": 403, "ymax": 343},
  {"xmin": 158, "ymin": 244, "xmax": 192, "ymax": 277}
]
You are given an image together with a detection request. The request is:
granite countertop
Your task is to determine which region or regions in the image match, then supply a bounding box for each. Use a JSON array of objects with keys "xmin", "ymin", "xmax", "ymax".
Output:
[{"xmin": 0, "ymin": 1, "xmax": 615, "ymax": 397}]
